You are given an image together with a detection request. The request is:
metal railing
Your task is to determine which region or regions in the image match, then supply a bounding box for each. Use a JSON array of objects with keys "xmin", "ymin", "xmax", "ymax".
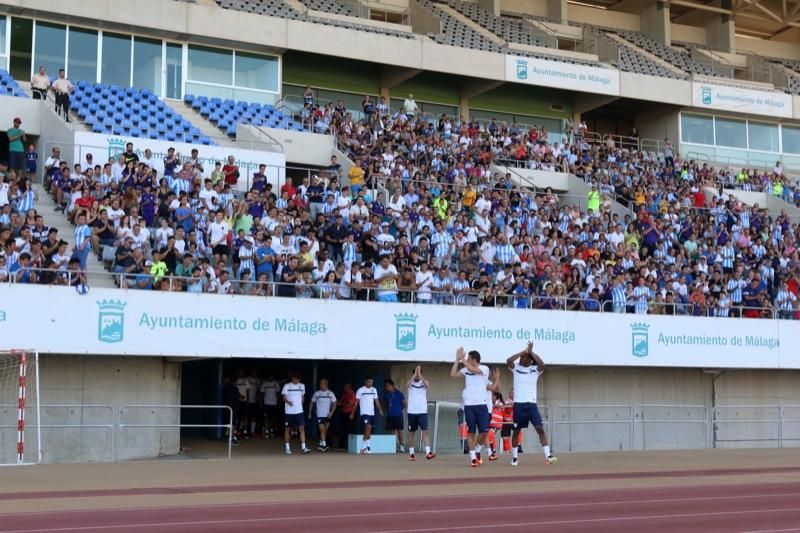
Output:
[
  {"xmin": 712, "ymin": 405, "xmax": 782, "ymax": 448},
  {"xmin": 0, "ymin": 403, "xmax": 115, "ymax": 463},
  {"xmin": 116, "ymin": 404, "xmax": 234, "ymax": 461},
  {"xmin": 552, "ymin": 404, "xmax": 635, "ymax": 452},
  {"xmin": 7, "ymin": 269, "xmax": 798, "ymax": 321},
  {"xmin": 636, "ymin": 404, "xmax": 710, "ymax": 450}
]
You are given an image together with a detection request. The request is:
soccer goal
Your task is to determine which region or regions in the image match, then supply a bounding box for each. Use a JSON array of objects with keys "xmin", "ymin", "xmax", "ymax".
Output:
[
  {"xmin": 430, "ymin": 401, "xmax": 466, "ymax": 454},
  {"xmin": 0, "ymin": 350, "xmax": 41, "ymax": 466}
]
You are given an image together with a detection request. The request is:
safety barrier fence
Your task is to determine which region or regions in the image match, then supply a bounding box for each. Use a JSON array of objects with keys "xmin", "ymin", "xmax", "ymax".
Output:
[{"xmin": 4, "ymin": 403, "xmax": 800, "ymax": 463}]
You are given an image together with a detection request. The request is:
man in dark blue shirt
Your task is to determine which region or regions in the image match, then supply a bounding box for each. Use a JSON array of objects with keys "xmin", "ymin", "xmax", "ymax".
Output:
[{"xmin": 383, "ymin": 379, "xmax": 406, "ymax": 453}]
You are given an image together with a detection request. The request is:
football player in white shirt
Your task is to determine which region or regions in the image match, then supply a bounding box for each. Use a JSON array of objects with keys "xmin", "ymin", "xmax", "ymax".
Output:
[
  {"xmin": 506, "ymin": 341, "xmax": 556, "ymax": 466},
  {"xmin": 281, "ymin": 373, "xmax": 311, "ymax": 455},
  {"xmin": 405, "ymin": 365, "xmax": 435, "ymax": 461},
  {"xmin": 450, "ymin": 347, "xmax": 501, "ymax": 467},
  {"xmin": 260, "ymin": 375, "xmax": 280, "ymax": 438},
  {"xmin": 352, "ymin": 377, "xmax": 384, "ymax": 454},
  {"xmin": 309, "ymin": 379, "xmax": 337, "ymax": 452}
]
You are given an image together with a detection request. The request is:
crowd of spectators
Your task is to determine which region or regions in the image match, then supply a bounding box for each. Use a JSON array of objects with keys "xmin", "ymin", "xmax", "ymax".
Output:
[{"xmin": 3, "ymin": 95, "xmax": 800, "ymax": 319}]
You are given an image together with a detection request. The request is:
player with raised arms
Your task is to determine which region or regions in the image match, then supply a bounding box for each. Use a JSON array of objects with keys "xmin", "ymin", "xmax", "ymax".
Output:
[
  {"xmin": 450, "ymin": 346, "xmax": 500, "ymax": 467},
  {"xmin": 405, "ymin": 365, "xmax": 435, "ymax": 461},
  {"xmin": 506, "ymin": 341, "xmax": 557, "ymax": 466}
]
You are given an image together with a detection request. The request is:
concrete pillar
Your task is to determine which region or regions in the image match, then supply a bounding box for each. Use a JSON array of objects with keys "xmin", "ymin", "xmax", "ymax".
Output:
[
  {"xmin": 640, "ymin": 0, "xmax": 670, "ymax": 46},
  {"xmin": 478, "ymin": 0, "xmax": 500, "ymax": 17},
  {"xmin": 459, "ymin": 96, "xmax": 470, "ymax": 120},
  {"xmin": 704, "ymin": 0, "xmax": 735, "ymax": 53},
  {"xmin": 547, "ymin": 0, "xmax": 567, "ymax": 22},
  {"xmin": 379, "ymin": 87, "xmax": 390, "ymax": 100}
]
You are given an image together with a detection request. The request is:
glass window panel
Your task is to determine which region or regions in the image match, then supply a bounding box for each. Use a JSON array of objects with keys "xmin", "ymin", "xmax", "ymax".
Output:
[
  {"xmin": 9, "ymin": 17, "xmax": 32, "ymax": 82},
  {"xmin": 165, "ymin": 43, "xmax": 182, "ymax": 100},
  {"xmin": 133, "ymin": 37, "xmax": 162, "ymax": 95},
  {"xmin": 748, "ymin": 121, "xmax": 779, "ymax": 152},
  {"xmin": 0, "ymin": 16, "xmax": 7, "ymax": 56},
  {"xmin": 187, "ymin": 45, "xmax": 232, "ymax": 85},
  {"xmin": 67, "ymin": 27, "xmax": 97, "ymax": 83},
  {"xmin": 783, "ymin": 126, "xmax": 800, "ymax": 155},
  {"xmin": 680, "ymin": 114, "xmax": 713, "ymax": 145},
  {"xmin": 101, "ymin": 32, "xmax": 131, "ymax": 87},
  {"xmin": 234, "ymin": 51, "xmax": 278, "ymax": 92},
  {"xmin": 715, "ymin": 117, "xmax": 747, "ymax": 148},
  {"xmin": 33, "ymin": 21, "xmax": 65, "ymax": 79}
]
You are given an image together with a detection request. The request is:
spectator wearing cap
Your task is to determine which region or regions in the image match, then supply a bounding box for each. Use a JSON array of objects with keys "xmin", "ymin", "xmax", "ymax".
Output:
[{"xmin": 7, "ymin": 118, "xmax": 26, "ymax": 174}]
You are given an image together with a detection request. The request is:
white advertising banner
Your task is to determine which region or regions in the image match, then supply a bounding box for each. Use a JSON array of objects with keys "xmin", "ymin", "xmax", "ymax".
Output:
[
  {"xmin": 72, "ymin": 132, "xmax": 286, "ymax": 191},
  {"xmin": 691, "ymin": 82, "xmax": 793, "ymax": 119},
  {"xmin": 0, "ymin": 285, "xmax": 794, "ymax": 369},
  {"xmin": 506, "ymin": 55, "xmax": 620, "ymax": 96}
]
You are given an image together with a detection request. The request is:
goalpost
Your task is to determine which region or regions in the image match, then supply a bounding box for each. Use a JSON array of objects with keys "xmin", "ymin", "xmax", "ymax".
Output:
[{"xmin": 0, "ymin": 350, "xmax": 41, "ymax": 466}]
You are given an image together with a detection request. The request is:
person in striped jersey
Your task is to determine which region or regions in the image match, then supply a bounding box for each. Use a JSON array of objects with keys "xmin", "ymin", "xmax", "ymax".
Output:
[
  {"xmin": 776, "ymin": 281, "xmax": 797, "ymax": 319},
  {"xmin": 72, "ymin": 212, "xmax": 92, "ymax": 270}
]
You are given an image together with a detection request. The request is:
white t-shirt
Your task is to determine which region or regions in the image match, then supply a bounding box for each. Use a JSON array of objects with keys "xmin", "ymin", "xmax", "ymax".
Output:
[
  {"xmin": 311, "ymin": 389, "xmax": 337, "ymax": 418},
  {"xmin": 199, "ymin": 188, "xmax": 220, "ymax": 209},
  {"xmin": 247, "ymin": 377, "xmax": 261, "ymax": 404},
  {"xmin": 260, "ymin": 380, "xmax": 279, "ymax": 406},
  {"xmin": 235, "ymin": 377, "xmax": 249, "ymax": 401},
  {"xmin": 407, "ymin": 381, "xmax": 428, "ymax": 415},
  {"xmin": 374, "ymin": 264, "xmax": 398, "ymax": 295},
  {"xmin": 510, "ymin": 361, "xmax": 541, "ymax": 404},
  {"xmin": 415, "ymin": 270, "xmax": 434, "ymax": 300},
  {"xmin": 208, "ymin": 221, "xmax": 229, "ymax": 246},
  {"xmin": 281, "ymin": 382, "xmax": 305, "ymax": 415},
  {"xmin": 460, "ymin": 365, "xmax": 490, "ymax": 407},
  {"xmin": 356, "ymin": 386, "xmax": 379, "ymax": 416}
]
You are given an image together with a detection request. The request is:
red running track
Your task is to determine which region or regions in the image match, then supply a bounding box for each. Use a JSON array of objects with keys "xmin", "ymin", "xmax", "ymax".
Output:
[{"xmin": 3, "ymin": 482, "xmax": 800, "ymax": 532}]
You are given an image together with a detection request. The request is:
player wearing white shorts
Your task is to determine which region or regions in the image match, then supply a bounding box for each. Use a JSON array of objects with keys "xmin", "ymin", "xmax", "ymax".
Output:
[
  {"xmin": 450, "ymin": 347, "xmax": 500, "ymax": 467},
  {"xmin": 282, "ymin": 373, "xmax": 310, "ymax": 455},
  {"xmin": 507, "ymin": 341, "xmax": 557, "ymax": 466},
  {"xmin": 352, "ymin": 377, "xmax": 384, "ymax": 454},
  {"xmin": 309, "ymin": 379, "xmax": 337, "ymax": 452},
  {"xmin": 405, "ymin": 365, "xmax": 435, "ymax": 461}
]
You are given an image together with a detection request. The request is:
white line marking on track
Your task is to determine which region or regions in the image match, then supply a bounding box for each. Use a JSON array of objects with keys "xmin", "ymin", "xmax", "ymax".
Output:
[
  {"xmin": 371, "ymin": 507, "xmax": 800, "ymax": 533},
  {"xmin": 739, "ymin": 529, "xmax": 800, "ymax": 533}
]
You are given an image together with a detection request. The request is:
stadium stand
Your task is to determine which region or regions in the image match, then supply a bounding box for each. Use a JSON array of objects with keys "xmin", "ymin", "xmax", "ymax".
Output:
[
  {"xmin": 4, "ymin": 90, "xmax": 797, "ymax": 319},
  {"xmin": 615, "ymin": 30, "xmax": 715, "ymax": 77},
  {"xmin": 0, "ymin": 70, "xmax": 28, "ymax": 98},
  {"xmin": 417, "ymin": 0, "xmax": 503, "ymax": 52},
  {"xmin": 185, "ymin": 95, "xmax": 306, "ymax": 137},
  {"xmin": 71, "ymin": 82, "xmax": 214, "ymax": 145},
  {"xmin": 215, "ymin": 0, "xmax": 415, "ymax": 39},
  {"xmin": 445, "ymin": 0, "xmax": 550, "ymax": 48},
  {"xmin": 300, "ymin": 0, "xmax": 356, "ymax": 17}
]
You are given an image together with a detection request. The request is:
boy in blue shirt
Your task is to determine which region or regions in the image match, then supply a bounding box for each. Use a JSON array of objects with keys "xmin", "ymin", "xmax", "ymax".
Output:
[{"xmin": 25, "ymin": 144, "xmax": 38, "ymax": 175}]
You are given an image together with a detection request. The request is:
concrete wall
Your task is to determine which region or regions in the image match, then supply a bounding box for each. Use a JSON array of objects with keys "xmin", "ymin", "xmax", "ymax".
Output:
[
  {"xmin": 237, "ymin": 125, "xmax": 334, "ymax": 167},
  {"xmin": 619, "ymin": 72, "xmax": 689, "ymax": 107},
  {"xmin": 390, "ymin": 363, "xmax": 800, "ymax": 452},
  {"xmin": 0, "ymin": 96, "xmax": 43, "ymax": 135},
  {"xmin": 0, "ymin": 355, "xmax": 181, "ymax": 464}
]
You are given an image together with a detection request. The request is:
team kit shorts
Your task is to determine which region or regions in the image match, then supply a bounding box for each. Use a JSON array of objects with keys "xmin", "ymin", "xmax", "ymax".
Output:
[
  {"xmin": 512, "ymin": 402, "xmax": 543, "ymax": 429},
  {"xmin": 385, "ymin": 415, "xmax": 404, "ymax": 431},
  {"xmin": 284, "ymin": 413, "xmax": 305, "ymax": 428},
  {"xmin": 407, "ymin": 413, "xmax": 429, "ymax": 432},
  {"xmin": 464, "ymin": 404, "xmax": 491, "ymax": 434}
]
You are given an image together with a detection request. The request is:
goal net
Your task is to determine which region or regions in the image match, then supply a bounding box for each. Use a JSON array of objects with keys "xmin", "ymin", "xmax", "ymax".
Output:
[
  {"xmin": 0, "ymin": 350, "xmax": 41, "ymax": 465},
  {"xmin": 430, "ymin": 401, "xmax": 467, "ymax": 454}
]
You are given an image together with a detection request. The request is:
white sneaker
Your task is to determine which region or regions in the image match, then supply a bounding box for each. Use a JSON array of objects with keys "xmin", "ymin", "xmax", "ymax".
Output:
[
  {"xmin": 399, "ymin": 445, "xmax": 405, "ymax": 453},
  {"xmin": 511, "ymin": 458, "xmax": 519, "ymax": 467},
  {"xmin": 366, "ymin": 447, "xmax": 372, "ymax": 454},
  {"xmin": 285, "ymin": 448, "xmax": 292, "ymax": 455}
]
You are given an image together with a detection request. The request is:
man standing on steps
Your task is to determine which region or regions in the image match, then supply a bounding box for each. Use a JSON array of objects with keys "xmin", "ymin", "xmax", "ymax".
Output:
[
  {"xmin": 451, "ymin": 347, "xmax": 500, "ymax": 467},
  {"xmin": 282, "ymin": 373, "xmax": 310, "ymax": 455},
  {"xmin": 506, "ymin": 341, "xmax": 557, "ymax": 467},
  {"xmin": 51, "ymin": 69, "xmax": 74, "ymax": 122},
  {"xmin": 30, "ymin": 66, "xmax": 50, "ymax": 100},
  {"xmin": 406, "ymin": 365, "xmax": 435, "ymax": 461}
]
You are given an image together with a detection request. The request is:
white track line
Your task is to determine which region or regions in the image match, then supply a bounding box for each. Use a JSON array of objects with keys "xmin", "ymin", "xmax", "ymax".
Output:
[
  {"xmin": 3, "ymin": 496, "xmax": 800, "ymax": 533},
  {"xmin": 372, "ymin": 507, "xmax": 800, "ymax": 533}
]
